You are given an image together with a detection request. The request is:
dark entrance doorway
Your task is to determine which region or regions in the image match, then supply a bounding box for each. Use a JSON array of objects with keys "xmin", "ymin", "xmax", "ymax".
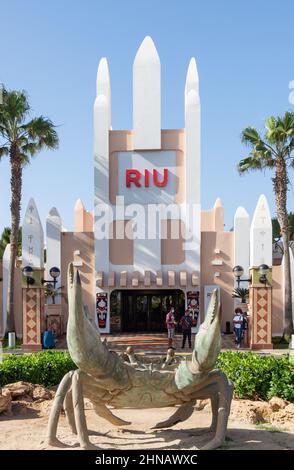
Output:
[{"xmin": 116, "ymin": 290, "xmax": 185, "ymax": 332}]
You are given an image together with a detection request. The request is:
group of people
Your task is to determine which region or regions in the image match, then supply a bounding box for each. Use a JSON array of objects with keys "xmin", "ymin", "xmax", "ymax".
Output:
[
  {"xmin": 165, "ymin": 307, "xmax": 195, "ymax": 349},
  {"xmin": 166, "ymin": 305, "xmax": 248, "ymax": 350},
  {"xmin": 233, "ymin": 307, "xmax": 248, "ymax": 349}
]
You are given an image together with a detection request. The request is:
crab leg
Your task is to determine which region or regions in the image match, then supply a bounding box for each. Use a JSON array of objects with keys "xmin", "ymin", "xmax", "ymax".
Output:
[
  {"xmin": 47, "ymin": 370, "xmax": 74, "ymax": 446},
  {"xmin": 64, "ymin": 388, "xmax": 77, "ymax": 435},
  {"xmin": 201, "ymin": 372, "xmax": 233, "ymax": 450},
  {"xmin": 72, "ymin": 371, "xmax": 97, "ymax": 449}
]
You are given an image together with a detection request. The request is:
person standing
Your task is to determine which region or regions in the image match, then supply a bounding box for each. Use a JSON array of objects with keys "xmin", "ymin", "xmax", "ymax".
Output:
[
  {"xmin": 166, "ymin": 307, "xmax": 176, "ymax": 348},
  {"xmin": 180, "ymin": 309, "xmax": 193, "ymax": 349},
  {"xmin": 233, "ymin": 308, "xmax": 243, "ymax": 349}
]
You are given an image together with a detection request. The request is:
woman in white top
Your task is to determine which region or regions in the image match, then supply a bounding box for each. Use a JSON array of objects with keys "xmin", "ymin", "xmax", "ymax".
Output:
[{"xmin": 233, "ymin": 308, "xmax": 243, "ymax": 349}]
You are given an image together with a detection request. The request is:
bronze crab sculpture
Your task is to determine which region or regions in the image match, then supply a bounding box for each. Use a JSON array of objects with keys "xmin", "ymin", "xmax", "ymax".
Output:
[{"xmin": 47, "ymin": 264, "xmax": 233, "ymax": 449}]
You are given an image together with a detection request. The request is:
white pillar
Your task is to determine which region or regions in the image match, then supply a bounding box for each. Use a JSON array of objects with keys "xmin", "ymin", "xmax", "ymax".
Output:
[
  {"xmin": 1, "ymin": 243, "xmax": 10, "ymax": 336},
  {"xmin": 250, "ymin": 194, "xmax": 272, "ymax": 267},
  {"xmin": 133, "ymin": 36, "xmax": 161, "ymax": 150},
  {"xmin": 22, "ymin": 198, "xmax": 44, "ymax": 268},
  {"xmin": 234, "ymin": 206, "xmax": 250, "ymax": 280},
  {"xmin": 96, "ymin": 57, "xmax": 111, "ymax": 129},
  {"xmin": 46, "ymin": 207, "xmax": 62, "ymax": 303},
  {"xmin": 184, "ymin": 57, "xmax": 201, "ymax": 275}
]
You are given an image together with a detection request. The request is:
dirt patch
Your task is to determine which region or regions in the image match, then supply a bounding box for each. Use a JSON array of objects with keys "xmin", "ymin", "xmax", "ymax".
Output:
[{"xmin": 0, "ymin": 385, "xmax": 293, "ymax": 450}]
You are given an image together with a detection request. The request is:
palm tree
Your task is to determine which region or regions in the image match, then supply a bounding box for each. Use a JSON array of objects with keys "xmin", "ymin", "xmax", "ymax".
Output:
[
  {"xmin": 0, "ymin": 227, "xmax": 22, "ymax": 260},
  {"xmin": 0, "ymin": 87, "xmax": 59, "ymax": 334},
  {"xmin": 272, "ymin": 212, "xmax": 294, "ymax": 243},
  {"xmin": 238, "ymin": 112, "xmax": 294, "ymax": 341}
]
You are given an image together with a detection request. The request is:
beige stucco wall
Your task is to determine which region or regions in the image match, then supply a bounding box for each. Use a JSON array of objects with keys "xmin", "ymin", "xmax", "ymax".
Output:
[
  {"xmin": 200, "ymin": 230, "xmax": 235, "ymax": 331},
  {"xmin": 61, "ymin": 232, "xmax": 95, "ymax": 331}
]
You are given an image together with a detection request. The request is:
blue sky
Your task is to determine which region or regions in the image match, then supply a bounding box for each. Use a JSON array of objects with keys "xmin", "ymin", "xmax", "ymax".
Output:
[{"xmin": 1, "ymin": 0, "xmax": 294, "ymax": 234}]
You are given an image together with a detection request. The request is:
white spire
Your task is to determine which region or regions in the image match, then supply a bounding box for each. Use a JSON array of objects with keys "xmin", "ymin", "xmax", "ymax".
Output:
[
  {"xmin": 22, "ymin": 198, "xmax": 44, "ymax": 268},
  {"xmin": 250, "ymin": 194, "xmax": 272, "ymax": 267},
  {"xmin": 96, "ymin": 58, "xmax": 111, "ymax": 128},
  {"xmin": 133, "ymin": 36, "xmax": 161, "ymax": 149},
  {"xmin": 234, "ymin": 206, "xmax": 250, "ymax": 280},
  {"xmin": 185, "ymin": 57, "xmax": 199, "ymax": 109}
]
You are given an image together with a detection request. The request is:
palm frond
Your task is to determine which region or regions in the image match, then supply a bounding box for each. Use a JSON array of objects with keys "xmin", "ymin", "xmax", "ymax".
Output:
[
  {"xmin": 241, "ymin": 127, "xmax": 262, "ymax": 146},
  {"xmin": 23, "ymin": 116, "xmax": 59, "ymax": 150}
]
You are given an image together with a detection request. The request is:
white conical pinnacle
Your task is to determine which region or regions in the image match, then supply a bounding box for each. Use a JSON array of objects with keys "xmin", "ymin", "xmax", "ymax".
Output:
[
  {"xmin": 185, "ymin": 57, "xmax": 199, "ymax": 110},
  {"xmin": 96, "ymin": 58, "xmax": 111, "ymax": 129},
  {"xmin": 133, "ymin": 36, "xmax": 161, "ymax": 149}
]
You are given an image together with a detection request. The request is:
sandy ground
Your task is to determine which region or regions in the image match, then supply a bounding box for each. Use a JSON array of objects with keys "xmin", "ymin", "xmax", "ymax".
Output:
[{"xmin": 0, "ymin": 400, "xmax": 293, "ymax": 450}]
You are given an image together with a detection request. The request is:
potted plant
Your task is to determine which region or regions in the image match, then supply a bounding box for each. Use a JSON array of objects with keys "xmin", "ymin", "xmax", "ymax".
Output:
[{"xmin": 232, "ymin": 287, "xmax": 249, "ymax": 310}]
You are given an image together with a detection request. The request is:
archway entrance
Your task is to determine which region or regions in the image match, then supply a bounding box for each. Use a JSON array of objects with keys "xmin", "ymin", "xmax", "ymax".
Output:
[{"xmin": 110, "ymin": 290, "xmax": 185, "ymax": 332}]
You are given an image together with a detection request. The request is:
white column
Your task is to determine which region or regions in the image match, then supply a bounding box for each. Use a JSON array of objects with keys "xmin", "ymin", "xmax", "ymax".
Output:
[
  {"xmin": 22, "ymin": 198, "xmax": 44, "ymax": 268},
  {"xmin": 234, "ymin": 206, "xmax": 250, "ymax": 280},
  {"xmin": 250, "ymin": 194, "xmax": 272, "ymax": 267},
  {"xmin": 184, "ymin": 57, "xmax": 201, "ymax": 274},
  {"xmin": 94, "ymin": 58, "xmax": 111, "ymax": 333},
  {"xmin": 133, "ymin": 36, "xmax": 161, "ymax": 150},
  {"xmin": 1, "ymin": 244, "xmax": 10, "ymax": 336},
  {"xmin": 46, "ymin": 207, "xmax": 62, "ymax": 303},
  {"xmin": 96, "ymin": 57, "xmax": 111, "ymax": 129}
]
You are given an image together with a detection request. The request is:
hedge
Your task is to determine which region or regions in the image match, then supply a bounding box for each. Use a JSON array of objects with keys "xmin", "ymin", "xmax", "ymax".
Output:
[
  {"xmin": 0, "ymin": 351, "xmax": 76, "ymax": 387},
  {"xmin": 216, "ymin": 351, "xmax": 294, "ymax": 402},
  {"xmin": 0, "ymin": 351, "xmax": 293, "ymax": 402}
]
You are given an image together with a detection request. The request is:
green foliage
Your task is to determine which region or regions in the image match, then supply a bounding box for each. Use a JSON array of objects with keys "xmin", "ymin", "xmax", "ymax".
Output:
[
  {"xmin": 272, "ymin": 213, "xmax": 294, "ymax": 241},
  {"xmin": 0, "ymin": 351, "xmax": 76, "ymax": 387},
  {"xmin": 232, "ymin": 287, "xmax": 249, "ymax": 303},
  {"xmin": 216, "ymin": 351, "xmax": 294, "ymax": 402},
  {"xmin": 0, "ymin": 351, "xmax": 293, "ymax": 403},
  {"xmin": 0, "ymin": 227, "xmax": 22, "ymax": 260}
]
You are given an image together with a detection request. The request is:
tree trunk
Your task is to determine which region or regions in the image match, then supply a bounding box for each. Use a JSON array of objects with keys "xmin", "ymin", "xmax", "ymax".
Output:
[
  {"xmin": 5, "ymin": 144, "xmax": 22, "ymax": 335},
  {"xmin": 273, "ymin": 157, "xmax": 294, "ymax": 340}
]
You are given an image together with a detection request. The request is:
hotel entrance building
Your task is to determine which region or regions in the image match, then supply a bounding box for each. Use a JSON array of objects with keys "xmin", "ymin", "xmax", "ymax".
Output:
[{"xmin": 94, "ymin": 37, "xmax": 201, "ymax": 334}]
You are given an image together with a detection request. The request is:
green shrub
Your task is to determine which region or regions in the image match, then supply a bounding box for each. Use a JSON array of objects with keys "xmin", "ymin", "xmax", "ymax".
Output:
[
  {"xmin": 0, "ymin": 351, "xmax": 293, "ymax": 403},
  {"xmin": 0, "ymin": 351, "xmax": 76, "ymax": 387},
  {"xmin": 216, "ymin": 351, "xmax": 294, "ymax": 402}
]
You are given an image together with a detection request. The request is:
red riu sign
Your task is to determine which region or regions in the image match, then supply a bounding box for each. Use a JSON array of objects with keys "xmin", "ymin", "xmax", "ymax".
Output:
[{"xmin": 126, "ymin": 168, "xmax": 169, "ymax": 188}]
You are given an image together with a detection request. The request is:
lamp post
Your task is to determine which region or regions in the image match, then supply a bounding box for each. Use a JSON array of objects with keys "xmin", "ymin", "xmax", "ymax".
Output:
[
  {"xmin": 232, "ymin": 265, "xmax": 251, "ymax": 287},
  {"xmin": 232, "ymin": 264, "xmax": 270, "ymax": 287},
  {"xmin": 22, "ymin": 265, "xmax": 61, "ymax": 303},
  {"xmin": 258, "ymin": 264, "xmax": 270, "ymax": 286},
  {"xmin": 22, "ymin": 266, "xmax": 35, "ymax": 287}
]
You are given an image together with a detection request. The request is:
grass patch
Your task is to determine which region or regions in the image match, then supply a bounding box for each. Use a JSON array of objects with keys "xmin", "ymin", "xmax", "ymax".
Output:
[{"xmin": 256, "ymin": 423, "xmax": 286, "ymax": 433}]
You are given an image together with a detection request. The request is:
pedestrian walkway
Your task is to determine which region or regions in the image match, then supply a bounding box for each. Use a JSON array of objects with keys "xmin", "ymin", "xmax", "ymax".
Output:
[
  {"xmin": 3, "ymin": 333, "xmax": 289, "ymax": 356},
  {"xmin": 55, "ymin": 332, "xmax": 251, "ymax": 355}
]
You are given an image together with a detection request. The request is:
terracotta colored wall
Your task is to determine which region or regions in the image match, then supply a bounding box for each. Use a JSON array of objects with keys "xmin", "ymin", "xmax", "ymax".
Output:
[
  {"xmin": 272, "ymin": 264, "xmax": 284, "ymax": 335},
  {"xmin": 200, "ymin": 230, "xmax": 235, "ymax": 331},
  {"xmin": 61, "ymin": 232, "xmax": 95, "ymax": 331},
  {"xmin": 161, "ymin": 219, "xmax": 185, "ymax": 265},
  {"xmin": 74, "ymin": 207, "xmax": 94, "ymax": 232},
  {"xmin": 201, "ymin": 204, "xmax": 224, "ymax": 232},
  {"xmin": 109, "ymin": 220, "xmax": 134, "ymax": 265}
]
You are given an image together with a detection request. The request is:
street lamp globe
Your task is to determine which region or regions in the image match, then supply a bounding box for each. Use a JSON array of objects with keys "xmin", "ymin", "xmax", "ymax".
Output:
[
  {"xmin": 22, "ymin": 266, "xmax": 33, "ymax": 277},
  {"xmin": 49, "ymin": 267, "xmax": 61, "ymax": 279},
  {"xmin": 233, "ymin": 265, "xmax": 244, "ymax": 278},
  {"xmin": 258, "ymin": 264, "xmax": 269, "ymax": 276}
]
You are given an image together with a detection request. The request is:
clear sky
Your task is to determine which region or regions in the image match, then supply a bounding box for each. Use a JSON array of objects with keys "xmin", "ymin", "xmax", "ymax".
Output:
[{"xmin": 1, "ymin": 0, "xmax": 294, "ymax": 234}]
